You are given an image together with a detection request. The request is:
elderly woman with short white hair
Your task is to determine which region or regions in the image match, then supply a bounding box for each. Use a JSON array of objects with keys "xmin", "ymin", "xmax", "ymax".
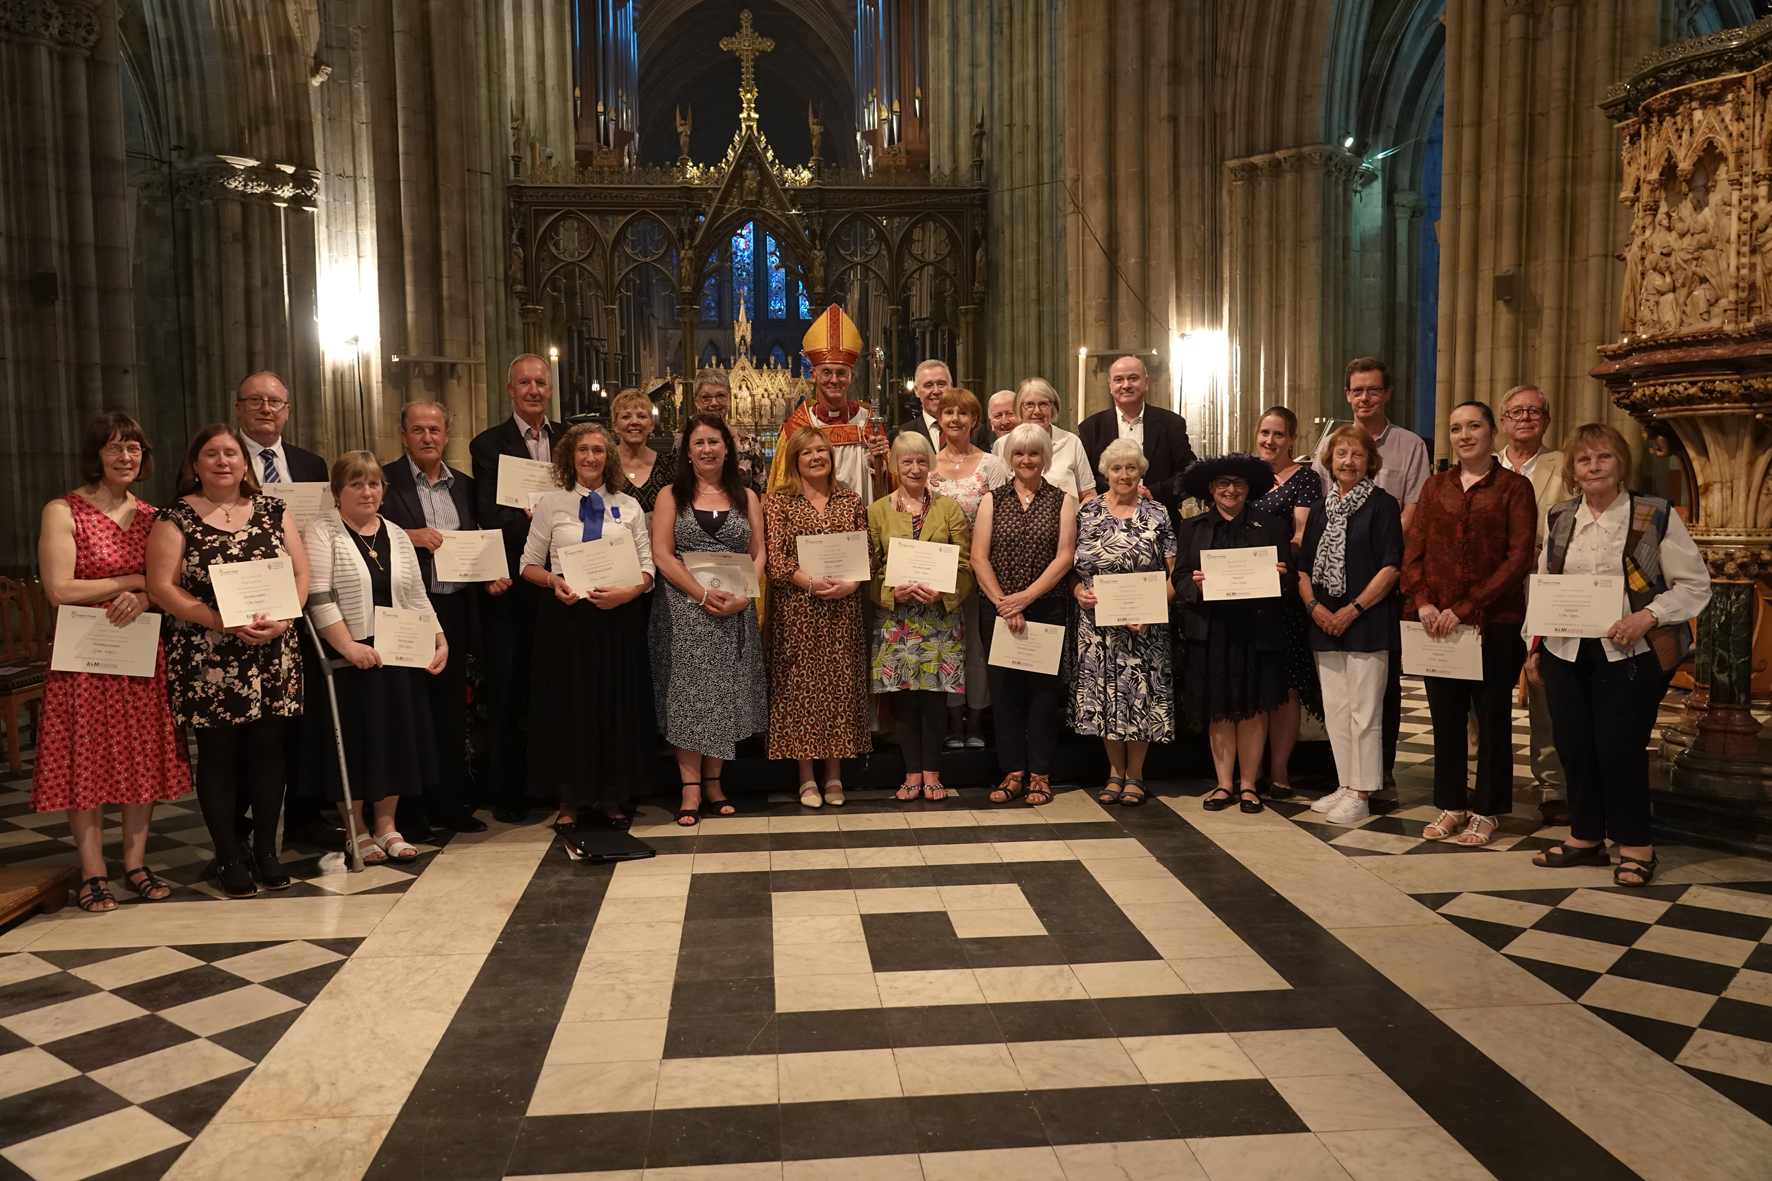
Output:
[
  {"xmin": 1070, "ymin": 438, "xmax": 1176, "ymax": 806},
  {"xmin": 974, "ymin": 422, "xmax": 1078, "ymax": 806},
  {"xmin": 992, "ymin": 377, "xmax": 1096, "ymax": 502}
]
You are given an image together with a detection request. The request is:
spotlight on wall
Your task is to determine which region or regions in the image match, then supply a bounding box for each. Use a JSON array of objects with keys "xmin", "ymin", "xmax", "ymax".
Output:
[
  {"xmin": 316, "ymin": 273, "xmax": 374, "ymax": 358},
  {"xmin": 1343, "ymin": 135, "xmax": 1355, "ymax": 149}
]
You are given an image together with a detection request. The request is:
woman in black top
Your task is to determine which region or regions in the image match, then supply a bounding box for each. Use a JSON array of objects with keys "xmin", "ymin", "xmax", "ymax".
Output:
[
  {"xmin": 1174, "ymin": 455, "xmax": 1293, "ymax": 814},
  {"xmin": 1295, "ymin": 426, "xmax": 1402, "ymax": 826}
]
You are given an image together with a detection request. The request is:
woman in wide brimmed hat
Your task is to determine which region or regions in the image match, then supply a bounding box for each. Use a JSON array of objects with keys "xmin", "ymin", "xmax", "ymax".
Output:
[{"xmin": 1173, "ymin": 453, "xmax": 1294, "ymax": 813}]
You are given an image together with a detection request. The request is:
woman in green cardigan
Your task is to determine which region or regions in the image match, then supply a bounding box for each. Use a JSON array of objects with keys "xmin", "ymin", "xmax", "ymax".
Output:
[{"xmin": 868, "ymin": 431, "xmax": 974, "ymax": 801}]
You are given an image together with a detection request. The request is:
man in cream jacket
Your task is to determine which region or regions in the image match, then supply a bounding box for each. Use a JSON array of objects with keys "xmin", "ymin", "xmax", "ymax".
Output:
[{"xmin": 1497, "ymin": 384, "xmax": 1567, "ymax": 824}]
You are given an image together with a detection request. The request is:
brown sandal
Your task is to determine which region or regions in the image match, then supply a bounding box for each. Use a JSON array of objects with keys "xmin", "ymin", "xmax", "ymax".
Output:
[
  {"xmin": 989, "ymin": 773, "xmax": 1027, "ymax": 804},
  {"xmin": 1025, "ymin": 774, "xmax": 1052, "ymax": 806}
]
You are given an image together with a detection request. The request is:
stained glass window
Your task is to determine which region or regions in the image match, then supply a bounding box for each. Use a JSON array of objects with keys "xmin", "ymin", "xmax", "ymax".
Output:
[
  {"xmin": 730, "ymin": 222, "xmax": 755, "ymax": 319},
  {"xmin": 700, "ymin": 274, "xmax": 718, "ymax": 321},
  {"xmin": 798, "ymin": 284, "xmax": 811, "ymax": 319},
  {"xmin": 770, "ymin": 344, "xmax": 788, "ymax": 368},
  {"xmin": 766, "ymin": 234, "xmax": 787, "ymax": 319}
]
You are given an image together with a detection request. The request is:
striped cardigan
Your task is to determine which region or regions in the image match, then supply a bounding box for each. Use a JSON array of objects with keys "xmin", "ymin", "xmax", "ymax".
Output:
[{"xmin": 302, "ymin": 509, "xmax": 433, "ymax": 640}]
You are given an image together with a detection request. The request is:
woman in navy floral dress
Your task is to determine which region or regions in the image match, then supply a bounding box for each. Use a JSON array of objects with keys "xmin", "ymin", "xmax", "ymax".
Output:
[{"xmin": 1068, "ymin": 439, "xmax": 1176, "ymax": 806}]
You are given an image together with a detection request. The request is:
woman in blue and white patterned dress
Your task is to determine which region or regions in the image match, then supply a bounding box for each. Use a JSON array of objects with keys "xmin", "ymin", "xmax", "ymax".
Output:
[{"xmin": 1068, "ymin": 438, "xmax": 1176, "ymax": 806}]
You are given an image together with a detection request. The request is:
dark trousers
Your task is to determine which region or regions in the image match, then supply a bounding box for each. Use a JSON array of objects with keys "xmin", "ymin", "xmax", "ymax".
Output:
[
  {"xmin": 483, "ymin": 583, "xmax": 540, "ymax": 809},
  {"xmin": 1423, "ymin": 624, "xmax": 1525, "ymax": 817},
  {"xmin": 989, "ymin": 666, "xmax": 1061, "ymax": 776},
  {"xmin": 1382, "ymin": 653, "xmax": 1401, "ymax": 775},
  {"xmin": 198, "ymin": 717, "xmax": 287, "ymax": 865},
  {"xmin": 421, "ymin": 592, "xmax": 473, "ymax": 819},
  {"xmin": 893, "ymin": 690, "xmax": 946, "ymax": 776},
  {"xmin": 1538, "ymin": 639, "xmax": 1667, "ymax": 848}
]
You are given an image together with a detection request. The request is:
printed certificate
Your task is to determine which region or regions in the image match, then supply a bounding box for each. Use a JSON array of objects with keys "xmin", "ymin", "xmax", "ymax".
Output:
[
  {"xmin": 256, "ymin": 482, "xmax": 331, "ymax": 530},
  {"xmin": 796, "ymin": 531, "xmax": 872, "ymax": 582},
  {"xmin": 495, "ymin": 455, "xmax": 558, "ymax": 509},
  {"xmin": 1400, "ymin": 622, "xmax": 1483, "ymax": 680},
  {"xmin": 559, "ymin": 534, "xmax": 645, "ymax": 593},
  {"xmin": 209, "ymin": 556, "xmax": 302, "ymax": 628},
  {"xmin": 988, "ymin": 617, "xmax": 1065, "ymax": 676},
  {"xmin": 883, "ymin": 537, "xmax": 960, "ymax": 594},
  {"xmin": 1526, "ymin": 574, "xmax": 1626, "ymax": 638},
  {"xmin": 1200, "ymin": 545, "xmax": 1280, "ymax": 601},
  {"xmin": 1092, "ymin": 571, "xmax": 1169, "ymax": 626},
  {"xmin": 373, "ymin": 606, "xmax": 438, "ymax": 669},
  {"xmin": 50, "ymin": 606, "xmax": 161, "ymax": 678},
  {"xmin": 1048, "ymin": 472, "xmax": 1080, "ymax": 499},
  {"xmin": 683, "ymin": 551, "xmax": 760, "ymax": 598},
  {"xmin": 432, "ymin": 530, "xmax": 509, "ymax": 582}
]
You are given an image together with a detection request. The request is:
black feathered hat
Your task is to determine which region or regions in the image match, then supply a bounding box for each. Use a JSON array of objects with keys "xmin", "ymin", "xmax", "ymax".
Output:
[{"xmin": 1180, "ymin": 453, "xmax": 1277, "ymax": 502}]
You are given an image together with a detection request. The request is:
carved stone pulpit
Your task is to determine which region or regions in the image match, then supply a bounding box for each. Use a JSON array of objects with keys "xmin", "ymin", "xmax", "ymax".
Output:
[{"xmin": 1597, "ymin": 20, "xmax": 1772, "ymax": 853}]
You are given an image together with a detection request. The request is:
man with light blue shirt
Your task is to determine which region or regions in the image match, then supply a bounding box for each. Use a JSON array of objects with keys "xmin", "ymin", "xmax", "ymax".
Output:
[{"xmin": 382, "ymin": 400, "xmax": 489, "ymax": 834}]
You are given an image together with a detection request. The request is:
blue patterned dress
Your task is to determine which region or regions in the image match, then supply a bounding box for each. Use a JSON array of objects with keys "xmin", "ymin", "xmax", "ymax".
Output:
[{"xmin": 1067, "ymin": 497, "xmax": 1176, "ymax": 742}]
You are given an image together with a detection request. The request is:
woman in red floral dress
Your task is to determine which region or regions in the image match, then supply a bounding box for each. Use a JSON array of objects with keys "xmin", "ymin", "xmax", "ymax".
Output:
[{"xmin": 33, "ymin": 413, "xmax": 192, "ymax": 912}]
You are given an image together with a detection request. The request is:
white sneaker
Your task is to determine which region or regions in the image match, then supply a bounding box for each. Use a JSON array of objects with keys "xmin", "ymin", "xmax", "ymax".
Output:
[
  {"xmin": 1310, "ymin": 787, "xmax": 1352, "ymax": 814},
  {"xmin": 1324, "ymin": 793, "xmax": 1371, "ymax": 825}
]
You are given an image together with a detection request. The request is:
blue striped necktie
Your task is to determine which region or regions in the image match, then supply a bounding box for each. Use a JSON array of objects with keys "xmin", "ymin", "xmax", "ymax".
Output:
[{"xmin": 260, "ymin": 449, "xmax": 282, "ymax": 483}]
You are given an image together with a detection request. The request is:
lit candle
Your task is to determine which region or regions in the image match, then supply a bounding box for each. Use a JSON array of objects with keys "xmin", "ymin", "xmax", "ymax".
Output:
[
  {"xmin": 1075, "ymin": 347, "xmax": 1087, "ymax": 429},
  {"xmin": 547, "ymin": 345, "xmax": 561, "ymax": 422}
]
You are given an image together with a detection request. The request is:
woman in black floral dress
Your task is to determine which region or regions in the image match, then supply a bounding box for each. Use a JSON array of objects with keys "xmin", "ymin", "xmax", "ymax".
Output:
[
  {"xmin": 1251, "ymin": 408, "xmax": 1322, "ymax": 797},
  {"xmin": 146, "ymin": 424, "xmax": 309, "ymax": 898}
]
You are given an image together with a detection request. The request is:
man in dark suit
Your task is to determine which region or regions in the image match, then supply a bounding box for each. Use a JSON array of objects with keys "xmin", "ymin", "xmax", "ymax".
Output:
[
  {"xmin": 1077, "ymin": 355, "xmax": 1197, "ymax": 524},
  {"xmin": 890, "ymin": 359, "xmax": 992, "ymax": 450},
  {"xmin": 237, "ymin": 371, "xmax": 329, "ymax": 484},
  {"xmin": 381, "ymin": 400, "xmax": 489, "ymax": 834},
  {"xmin": 469, "ymin": 355, "xmax": 562, "ymax": 823},
  {"xmin": 233, "ymin": 371, "xmax": 331, "ymax": 847}
]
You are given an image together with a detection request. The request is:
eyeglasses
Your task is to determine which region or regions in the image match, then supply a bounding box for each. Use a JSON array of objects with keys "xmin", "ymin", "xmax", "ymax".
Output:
[
  {"xmin": 1503, "ymin": 408, "xmax": 1545, "ymax": 421},
  {"xmin": 100, "ymin": 443, "xmax": 143, "ymax": 458},
  {"xmin": 238, "ymin": 397, "xmax": 288, "ymax": 411}
]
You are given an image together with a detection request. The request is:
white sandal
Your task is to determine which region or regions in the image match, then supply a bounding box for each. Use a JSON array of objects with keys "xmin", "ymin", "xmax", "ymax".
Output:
[
  {"xmin": 823, "ymin": 779, "xmax": 845, "ymax": 807},
  {"xmin": 351, "ymin": 832, "xmax": 387, "ymax": 864},
  {"xmin": 1454, "ymin": 814, "xmax": 1499, "ymax": 847},
  {"xmin": 375, "ymin": 831, "xmax": 419, "ymax": 860},
  {"xmin": 1422, "ymin": 810, "xmax": 1469, "ymax": 841},
  {"xmin": 798, "ymin": 781, "xmax": 823, "ymax": 808}
]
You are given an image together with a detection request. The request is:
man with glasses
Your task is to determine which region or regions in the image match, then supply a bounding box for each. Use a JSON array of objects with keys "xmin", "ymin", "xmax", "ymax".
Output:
[
  {"xmin": 1497, "ymin": 384, "xmax": 1568, "ymax": 823},
  {"xmin": 235, "ymin": 372, "xmax": 328, "ymax": 484}
]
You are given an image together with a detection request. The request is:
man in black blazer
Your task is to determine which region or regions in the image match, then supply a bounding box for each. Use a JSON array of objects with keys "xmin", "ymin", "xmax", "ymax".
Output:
[
  {"xmin": 1077, "ymin": 356, "xmax": 1196, "ymax": 524},
  {"xmin": 469, "ymin": 355, "xmax": 562, "ymax": 823},
  {"xmin": 232, "ymin": 371, "xmax": 332, "ymax": 848},
  {"xmin": 382, "ymin": 400, "xmax": 489, "ymax": 834},
  {"xmin": 236, "ymin": 371, "xmax": 329, "ymax": 484},
  {"xmin": 890, "ymin": 360, "xmax": 992, "ymax": 450}
]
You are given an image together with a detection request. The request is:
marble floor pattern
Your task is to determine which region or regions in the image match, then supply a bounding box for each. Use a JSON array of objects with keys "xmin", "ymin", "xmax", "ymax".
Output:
[{"xmin": 0, "ymin": 733, "xmax": 1767, "ymax": 1178}]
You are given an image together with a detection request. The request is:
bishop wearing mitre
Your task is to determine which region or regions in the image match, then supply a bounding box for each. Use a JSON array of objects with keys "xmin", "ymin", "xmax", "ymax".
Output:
[{"xmin": 769, "ymin": 305, "xmax": 888, "ymax": 497}]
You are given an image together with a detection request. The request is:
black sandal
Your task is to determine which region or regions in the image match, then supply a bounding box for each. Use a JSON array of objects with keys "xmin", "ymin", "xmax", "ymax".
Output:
[
  {"xmin": 122, "ymin": 866, "xmax": 173, "ymax": 901},
  {"xmin": 1202, "ymin": 787, "xmax": 1234, "ymax": 812},
  {"xmin": 76, "ymin": 876, "xmax": 116, "ymax": 912},
  {"xmin": 1120, "ymin": 779, "xmax": 1148, "ymax": 807},
  {"xmin": 701, "ymin": 777, "xmax": 737, "ymax": 817},
  {"xmin": 1614, "ymin": 854, "xmax": 1659, "ymax": 888},
  {"xmin": 1533, "ymin": 843, "xmax": 1609, "ymax": 869},
  {"xmin": 989, "ymin": 773, "xmax": 1027, "ymax": 804},
  {"xmin": 676, "ymin": 781, "xmax": 702, "ymax": 827},
  {"xmin": 1097, "ymin": 776, "xmax": 1126, "ymax": 804}
]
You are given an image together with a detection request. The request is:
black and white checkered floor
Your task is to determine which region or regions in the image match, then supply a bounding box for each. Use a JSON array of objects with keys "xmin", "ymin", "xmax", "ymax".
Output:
[{"xmin": 2, "ymin": 691, "xmax": 1770, "ymax": 1181}]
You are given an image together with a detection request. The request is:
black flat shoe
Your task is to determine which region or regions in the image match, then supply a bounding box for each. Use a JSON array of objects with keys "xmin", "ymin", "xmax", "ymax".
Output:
[
  {"xmin": 217, "ymin": 860, "xmax": 257, "ymax": 898},
  {"xmin": 1238, "ymin": 790, "xmax": 1264, "ymax": 814},
  {"xmin": 253, "ymin": 852, "xmax": 292, "ymax": 890},
  {"xmin": 492, "ymin": 805, "xmax": 528, "ymax": 824},
  {"xmin": 442, "ymin": 810, "xmax": 488, "ymax": 833},
  {"xmin": 1202, "ymin": 788, "xmax": 1234, "ymax": 812}
]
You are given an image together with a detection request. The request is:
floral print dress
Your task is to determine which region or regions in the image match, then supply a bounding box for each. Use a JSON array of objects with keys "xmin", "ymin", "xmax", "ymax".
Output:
[
  {"xmin": 161, "ymin": 497, "xmax": 303, "ymax": 729},
  {"xmin": 870, "ymin": 496, "xmax": 968, "ymax": 694},
  {"xmin": 1067, "ymin": 497, "xmax": 1176, "ymax": 742}
]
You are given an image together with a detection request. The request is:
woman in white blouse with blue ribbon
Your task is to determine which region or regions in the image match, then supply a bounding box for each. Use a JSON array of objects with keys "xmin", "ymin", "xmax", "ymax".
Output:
[
  {"xmin": 1525, "ymin": 422, "xmax": 1710, "ymax": 888},
  {"xmin": 521, "ymin": 423, "xmax": 656, "ymax": 829}
]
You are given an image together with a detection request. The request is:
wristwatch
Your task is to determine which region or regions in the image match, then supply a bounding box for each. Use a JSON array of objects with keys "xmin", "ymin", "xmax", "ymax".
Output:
[
  {"xmin": 1306, "ymin": 599, "xmax": 1321, "ymax": 613},
  {"xmin": 1352, "ymin": 601, "xmax": 1366, "ymax": 615}
]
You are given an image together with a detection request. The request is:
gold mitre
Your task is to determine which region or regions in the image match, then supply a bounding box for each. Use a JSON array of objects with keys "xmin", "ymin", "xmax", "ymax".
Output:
[{"xmin": 802, "ymin": 305, "xmax": 862, "ymax": 367}]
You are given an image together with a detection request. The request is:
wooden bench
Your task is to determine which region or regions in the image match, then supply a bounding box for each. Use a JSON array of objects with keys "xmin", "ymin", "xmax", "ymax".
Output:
[{"xmin": 0, "ymin": 866, "xmax": 71, "ymax": 926}]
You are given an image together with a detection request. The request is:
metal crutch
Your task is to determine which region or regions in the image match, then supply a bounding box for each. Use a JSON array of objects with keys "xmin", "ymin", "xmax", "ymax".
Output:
[{"xmin": 304, "ymin": 613, "xmax": 365, "ymax": 873}]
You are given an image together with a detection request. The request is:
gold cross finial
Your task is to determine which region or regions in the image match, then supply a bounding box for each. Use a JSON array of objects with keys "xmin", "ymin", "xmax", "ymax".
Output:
[{"xmin": 720, "ymin": 10, "xmax": 774, "ymax": 131}]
